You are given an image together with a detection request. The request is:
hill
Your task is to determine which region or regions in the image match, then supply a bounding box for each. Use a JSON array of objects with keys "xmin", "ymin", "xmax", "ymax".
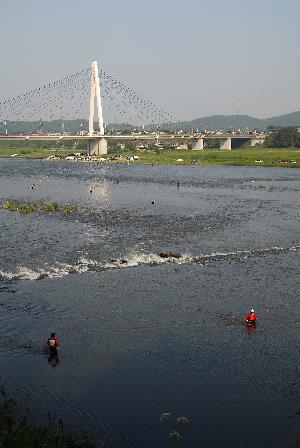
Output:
[
  {"xmin": 179, "ymin": 111, "xmax": 300, "ymax": 131},
  {"xmin": 1, "ymin": 112, "xmax": 300, "ymax": 134}
]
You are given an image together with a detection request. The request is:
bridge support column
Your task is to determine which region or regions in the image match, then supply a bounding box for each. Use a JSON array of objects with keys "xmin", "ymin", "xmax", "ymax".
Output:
[
  {"xmin": 89, "ymin": 61, "xmax": 104, "ymax": 136},
  {"xmin": 87, "ymin": 138, "xmax": 107, "ymax": 155},
  {"xmin": 191, "ymin": 138, "xmax": 204, "ymax": 150},
  {"xmin": 250, "ymin": 138, "xmax": 264, "ymax": 147},
  {"xmin": 220, "ymin": 137, "xmax": 232, "ymax": 150}
]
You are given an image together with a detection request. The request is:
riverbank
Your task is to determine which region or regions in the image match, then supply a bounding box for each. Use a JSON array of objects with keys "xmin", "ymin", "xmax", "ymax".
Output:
[
  {"xmin": 111, "ymin": 148, "xmax": 299, "ymax": 168},
  {"xmin": 0, "ymin": 147, "xmax": 299, "ymax": 167},
  {"xmin": 0, "ymin": 147, "xmax": 71, "ymax": 159},
  {"xmin": 0, "ymin": 392, "xmax": 101, "ymax": 448}
]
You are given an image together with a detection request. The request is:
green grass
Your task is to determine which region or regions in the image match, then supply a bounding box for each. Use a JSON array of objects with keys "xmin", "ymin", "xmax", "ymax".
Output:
[
  {"xmin": 0, "ymin": 147, "xmax": 72, "ymax": 158},
  {"xmin": 42, "ymin": 202, "xmax": 60, "ymax": 212},
  {"xmin": 105, "ymin": 148, "xmax": 300, "ymax": 168},
  {"xmin": 63, "ymin": 204, "xmax": 78, "ymax": 214},
  {"xmin": 17, "ymin": 202, "xmax": 38, "ymax": 214},
  {"xmin": 0, "ymin": 145, "xmax": 299, "ymax": 167},
  {"xmin": 3, "ymin": 200, "xmax": 39, "ymax": 213},
  {"xmin": 3, "ymin": 200, "xmax": 18, "ymax": 211},
  {"xmin": 0, "ymin": 392, "xmax": 102, "ymax": 448},
  {"xmin": 3, "ymin": 200, "xmax": 79, "ymax": 215},
  {"xmin": 0, "ymin": 388, "xmax": 191, "ymax": 448}
]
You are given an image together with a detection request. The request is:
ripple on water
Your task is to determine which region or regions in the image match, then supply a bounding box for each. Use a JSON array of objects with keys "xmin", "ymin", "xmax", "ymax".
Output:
[{"xmin": 0, "ymin": 244, "xmax": 299, "ymax": 283}]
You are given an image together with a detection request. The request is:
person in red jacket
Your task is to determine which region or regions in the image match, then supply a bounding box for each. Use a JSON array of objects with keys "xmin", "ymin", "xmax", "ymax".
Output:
[
  {"xmin": 245, "ymin": 309, "xmax": 257, "ymax": 324},
  {"xmin": 47, "ymin": 332, "xmax": 60, "ymax": 355}
]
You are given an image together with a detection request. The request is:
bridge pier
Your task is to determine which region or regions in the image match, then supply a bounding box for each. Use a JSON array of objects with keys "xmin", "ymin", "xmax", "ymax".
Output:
[
  {"xmin": 191, "ymin": 138, "xmax": 204, "ymax": 150},
  {"xmin": 250, "ymin": 138, "xmax": 264, "ymax": 147},
  {"xmin": 87, "ymin": 138, "xmax": 107, "ymax": 155},
  {"xmin": 220, "ymin": 137, "xmax": 232, "ymax": 150}
]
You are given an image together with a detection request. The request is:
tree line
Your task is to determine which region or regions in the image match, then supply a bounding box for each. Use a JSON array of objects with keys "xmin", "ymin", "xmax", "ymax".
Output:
[{"xmin": 264, "ymin": 126, "xmax": 300, "ymax": 148}]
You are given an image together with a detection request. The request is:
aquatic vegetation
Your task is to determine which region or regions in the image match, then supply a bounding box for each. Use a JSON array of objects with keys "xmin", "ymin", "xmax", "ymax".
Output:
[
  {"xmin": 63, "ymin": 204, "xmax": 78, "ymax": 214},
  {"xmin": 159, "ymin": 412, "xmax": 171, "ymax": 422},
  {"xmin": 0, "ymin": 388, "xmax": 102, "ymax": 448},
  {"xmin": 254, "ymin": 184, "xmax": 279, "ymax": 191},
  {"xmin": 3, "ymin": 200, "xmax": 17, "ymax": 211},
  {"xmin": 3, "ymin": 200, "xmax": 79, "ymax": 216},
  {"xmin": 43, "ymin": 202, "xmax": 60, "ymax": 212},
  {"xmin": 3, "ymin": 200, "xmax": 38, "ymax": 213},
  {"xmin": 17, "ymin": 202, "xmax": 38, "ymax": 213},
  {"xmin": 160, "ymin": 412, "xmax": 190, "ymax": 448},
  {"xmin": 175, "ymin": 416, "xmax": 189, "ymax": 428},
  {"xmin": 169, "ymin": 430, "xmax": 182, "ymax": 447}
]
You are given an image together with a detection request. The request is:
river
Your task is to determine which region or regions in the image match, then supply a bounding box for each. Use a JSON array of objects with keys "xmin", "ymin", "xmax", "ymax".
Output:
[{"xmin": 0, "ymin": 158, "xmax": 299, "ymax": 448}]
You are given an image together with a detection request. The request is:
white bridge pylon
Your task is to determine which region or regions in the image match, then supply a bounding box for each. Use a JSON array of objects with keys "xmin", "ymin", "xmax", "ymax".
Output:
[{"xmin": 89, "ymin": 60, "xmax": 104, "ymax": 136}]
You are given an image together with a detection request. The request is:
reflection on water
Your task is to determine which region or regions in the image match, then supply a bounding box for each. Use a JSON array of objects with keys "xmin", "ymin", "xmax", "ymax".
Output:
[
  {"xmin": 245, "ymin": 322, "xmax": 257, "ymax": 335},
  {"xmin": 48, "ymin": 353, "xmax": 60, "ymax": 368},
  {"xmin": 92, "ymin": 180, "xmax": 109, "ymax": 200},
  {"xmin": 0, "ymin": 159, "xmax": 300, "ymax": 448}
]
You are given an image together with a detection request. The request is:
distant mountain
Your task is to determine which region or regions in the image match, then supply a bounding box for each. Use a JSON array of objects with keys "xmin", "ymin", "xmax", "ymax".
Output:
[
  {"xmin": 1, "ymin": 111, "xmax": 300, "ymax": 134},
  {"xmin": 179, "ymin": 111, "xmax": 300, "ymax": 131},
  {"xmin": 0, "ymin": 119, "xmax": 135, "ymax": 134},
  {"xmin": 0, "ymin": 119, "xmax": 88, "ymax": 135},
  {"xmin": 263, "ymin": 111, "xmax": 300, "ymax": 128}
]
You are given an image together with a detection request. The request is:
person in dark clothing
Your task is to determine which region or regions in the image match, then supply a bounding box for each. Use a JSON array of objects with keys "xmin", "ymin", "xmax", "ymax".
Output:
[{"xmin": 47, "ymin": 332, "xmax": 60, "ymax": 355}]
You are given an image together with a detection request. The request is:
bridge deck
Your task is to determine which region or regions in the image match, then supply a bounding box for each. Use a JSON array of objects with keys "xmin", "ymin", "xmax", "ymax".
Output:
[{"xmin": 0, "ymin": 134, "xmax": 266, "ymax": 142}]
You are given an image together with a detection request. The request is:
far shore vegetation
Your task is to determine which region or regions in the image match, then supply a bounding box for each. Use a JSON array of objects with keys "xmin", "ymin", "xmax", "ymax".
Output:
[
  {"xmin": 0, "ymin": 125, "xmax": 299, "ymax": 167},
  {"xmin": 0, "ymin": 145, "xmax": 299, "ymax": 168}
]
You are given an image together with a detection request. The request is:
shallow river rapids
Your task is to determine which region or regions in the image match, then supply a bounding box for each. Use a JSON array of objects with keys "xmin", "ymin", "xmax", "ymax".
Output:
[{"xmin": 0, "ymin": 158, "xmax": 299, "ymax": 448}]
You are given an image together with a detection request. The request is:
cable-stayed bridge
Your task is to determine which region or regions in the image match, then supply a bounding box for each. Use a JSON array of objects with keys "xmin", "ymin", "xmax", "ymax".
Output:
[{"xmin": 0, "ymin": 61, "xmax": 265, "ymax": 153}]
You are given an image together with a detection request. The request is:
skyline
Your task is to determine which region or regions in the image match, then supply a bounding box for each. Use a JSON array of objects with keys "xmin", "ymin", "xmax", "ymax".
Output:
[{"xmin": 1, "ymin": 0, "xmax": 299, "ymax": 121}]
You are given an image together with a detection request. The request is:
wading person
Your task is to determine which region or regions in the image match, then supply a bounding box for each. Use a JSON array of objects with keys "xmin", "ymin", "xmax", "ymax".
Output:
[
  {"xmin": 245, "ymin": 309, "xmax": 257, "ymax": 324},
  {"xmin": 47, "ymin": 332, "xmax": 60, "ymax": 355}
]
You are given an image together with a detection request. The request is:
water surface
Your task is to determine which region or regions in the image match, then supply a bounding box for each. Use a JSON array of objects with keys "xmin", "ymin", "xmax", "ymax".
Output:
[{"xmin": 0, "ymin": 158, "xmax": 299, "ymax": 448}]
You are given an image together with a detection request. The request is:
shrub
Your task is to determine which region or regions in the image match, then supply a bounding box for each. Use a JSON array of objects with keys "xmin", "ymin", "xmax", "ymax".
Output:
[
  {"xmin": 17, "ymin": 202, "xmax": 38, "ymax": 213},
  {"xmin": 3, "ymin": 200, "xmax": 17, "ymax": 211},
  {"xmin": 63, "ymin": 204, "xmax": 78, "ymax": 214},
  {"xmin": 43, "ymin": 202, "xmax": 60, "ymax": 213}
]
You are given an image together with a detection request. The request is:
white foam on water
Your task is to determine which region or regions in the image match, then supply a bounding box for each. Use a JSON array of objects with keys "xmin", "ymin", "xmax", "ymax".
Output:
[
  {"xmin": 46, "ymin": 263, "xmax": 74, "ymax": 278},
  {"xmin": 0, "ymin": 262, "xmax": 88, "ymax": 281},
  {"xmin": 16, "ymin": 267, "xmax": 43, "ymax": 281},
  {"xmin": 0, "ymin": 245, "xmax": 299, "ymax": 282},
  {"xmin": 44, "ymin": 262, "xmax": 90, "ymax": 278},
  {"xmin": 103, "ymin": 252, "xmax": 193, "ymax": 270},
  {"xmin": 78, "ymin": 257, "xmax": 100, "ymax": 266},
  {"xmin": 0, "ymin": 270, "xmax": 16, "ymax": 280}
]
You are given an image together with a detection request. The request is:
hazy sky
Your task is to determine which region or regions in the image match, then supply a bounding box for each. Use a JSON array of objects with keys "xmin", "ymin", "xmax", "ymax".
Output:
[{"xmin": 0, "ymin": 0, "xmax": 299, "ymax": 121}]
